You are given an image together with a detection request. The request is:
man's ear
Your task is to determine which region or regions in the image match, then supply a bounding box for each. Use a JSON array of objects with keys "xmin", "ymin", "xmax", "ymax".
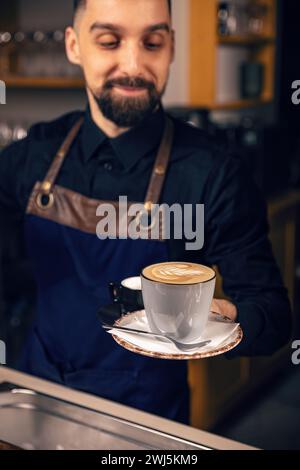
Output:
[
  {"xmin": 171, "ymin": 29, "xmax": 175, "ymax": 64},
  {"xmin": 65, "ymin": 26, "xmax": 82, "ymax": 66}
]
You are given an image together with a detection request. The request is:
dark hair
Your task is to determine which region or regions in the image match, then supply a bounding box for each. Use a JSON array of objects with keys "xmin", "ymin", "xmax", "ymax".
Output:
[{"xmin": 73, "ymin": 0, "xmax": 172, "ymax": 18}]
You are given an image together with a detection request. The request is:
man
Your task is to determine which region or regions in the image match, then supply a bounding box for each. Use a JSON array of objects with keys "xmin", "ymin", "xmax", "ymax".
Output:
[{"xmin": 0, "ymin": 0, "xmax": 292, "ymax": 424}]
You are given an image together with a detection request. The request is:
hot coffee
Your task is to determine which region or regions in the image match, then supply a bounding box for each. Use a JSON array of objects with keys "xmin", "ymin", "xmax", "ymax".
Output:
[
  {"xmin": 142, "ymin": 262, "xmax": 215, "ymax": 285},
  {"xmin": 141, "ymin": 261, "xmax": 216, "ymax": 342}
]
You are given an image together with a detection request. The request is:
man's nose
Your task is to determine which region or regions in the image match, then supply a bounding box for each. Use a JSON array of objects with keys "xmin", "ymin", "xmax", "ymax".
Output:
[{"xmin": 118, "ymin": 42, "xmax": 144, "ymax": 75}]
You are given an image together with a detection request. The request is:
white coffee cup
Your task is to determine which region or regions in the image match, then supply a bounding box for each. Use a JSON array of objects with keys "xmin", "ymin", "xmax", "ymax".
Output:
[{"xmin": 140, "ymin": 262, "xmax": 216, "ymax": 343}]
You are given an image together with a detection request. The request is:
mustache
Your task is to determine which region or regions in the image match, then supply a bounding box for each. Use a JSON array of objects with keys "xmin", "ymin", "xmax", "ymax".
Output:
[{"xmin": 103, "ymin": 76, "xmax": 156, "ymax": 91}]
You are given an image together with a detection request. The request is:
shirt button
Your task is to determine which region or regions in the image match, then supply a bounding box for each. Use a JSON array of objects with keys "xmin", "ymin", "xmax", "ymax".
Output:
[{"xmin": 103, "ymin": 162, "xmax": 113, "ymax": 171}]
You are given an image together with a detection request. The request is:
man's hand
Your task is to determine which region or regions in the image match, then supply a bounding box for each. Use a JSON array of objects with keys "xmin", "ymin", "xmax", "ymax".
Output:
[{"xmin": 211, "ymin": 298, "xmax": 238, "ymax": 322}]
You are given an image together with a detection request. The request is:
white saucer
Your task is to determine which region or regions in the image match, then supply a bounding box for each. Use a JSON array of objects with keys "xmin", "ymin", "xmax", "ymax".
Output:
[{"xmin": 107, "ymin": 310, "xmax": 243, "ymax": 360}]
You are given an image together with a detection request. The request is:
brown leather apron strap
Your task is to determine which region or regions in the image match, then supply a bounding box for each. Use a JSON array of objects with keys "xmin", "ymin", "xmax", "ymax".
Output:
[
  {"xmin": 40, "ymin": 116, "xmax": 84, "ymax": 194},
  {"xmin": 28, "ymin": 113, "xmax": 174, "ymax": 238},
  {"xmin": 144, "ymin": 116, "xmax": 174, "ymax": 210},
  {"xmin": 37, "ymin": 113, "xmax": 174, "ymax": 208}
]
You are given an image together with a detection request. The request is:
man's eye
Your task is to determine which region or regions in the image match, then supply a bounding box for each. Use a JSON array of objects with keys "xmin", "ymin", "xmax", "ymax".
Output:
[
  {"xmin": 96, "ymin": 34, "xmax": 120, "ymax": 49},
  {"xmin": 144, "ymin": 33, "xmax": 164, "ymax": 51},
  {"xmin": 98, "ymin": 41, "xmax": 120, "ymax": 49},
  {"xmin": 145, "ymin": 42, "xmax": 162, "ymax": 51}
]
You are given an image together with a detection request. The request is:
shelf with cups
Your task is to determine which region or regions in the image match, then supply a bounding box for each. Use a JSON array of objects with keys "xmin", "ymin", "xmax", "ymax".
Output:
[
  {"xmin": 189, "ymin": 0, "xmax": 277, "ymax": 110},
  {"xmin": 218, "ymin": 34, "xmax": 275, "ymax": 46},
  {"xmin": 2, "ymin": 75, "xmax": 85, "ymax": 89},
  {"xmin": 0, "ymin": 30, "xmax": 84, "ymax": 89},
  {"xmin": 209, "ymin": 97, "xmax": 272, "ymax": 110}
]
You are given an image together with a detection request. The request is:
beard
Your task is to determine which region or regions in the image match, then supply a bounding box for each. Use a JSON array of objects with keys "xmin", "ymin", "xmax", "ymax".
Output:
[{"xmin": 91, "ymin": 76, "xmax": 165, "ymax": 127}]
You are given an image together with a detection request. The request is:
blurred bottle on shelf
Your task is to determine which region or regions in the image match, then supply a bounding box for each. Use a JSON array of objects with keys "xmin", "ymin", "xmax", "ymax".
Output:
[
  {"xmin": 218, "ymin": 2, "xmax": 248, "ymax": 36},
  {"xmin": 245, "ymin": 2, "xmax": 269, "ymax": 36},
  {"xmin": 12, "ymin": 123, "xmax": 28, "ymax": 142},
  {"xmin": 27, "ymin": 31, "xmax": 48, "ymax": 76},
  {"xmin": 13, "ymin": 31, "xmax": 29, "ymax": 76},
  {"xmin": 0, "ymin": 122, "xmax": 28, "ymax": 149},
  {"xmin": 49, "ymin": 30, "xmax": 66, "ymax": 76},
  {"xmin": 11, "ymin": 31, "xmax": 27, "ymax": 75},
  {"xmin": 48, "ymin": 30, "xmax": 81, "ymax": 77},
  {"xmin": 218, "ymin": 2, "xmax": 230, "ymax": 36},
  {"xmin": 0, "ymin": 122, "xmax": 12, "ymax": 148},
  {"xmin": 0, "ymin": 32, "xmax": 13, "ymax": 75},
  {"xmin": 226, "ymin": 3, "xmax": 238, "ymax": 35}
]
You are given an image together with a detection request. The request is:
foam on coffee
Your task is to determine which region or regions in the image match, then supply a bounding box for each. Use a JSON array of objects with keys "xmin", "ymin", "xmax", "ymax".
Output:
[{"xmin": 142, "ymin": 262, "xmax": 215, "ymax": 285}]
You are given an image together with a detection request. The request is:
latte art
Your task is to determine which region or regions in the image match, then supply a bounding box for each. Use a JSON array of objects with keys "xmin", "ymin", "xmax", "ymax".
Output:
[
  {"xmin": 142, "ymin": 262, "xmax": 215, "ymax": 285},
  {"xmin": 159, "ymin": 267, "xmax": 204, "ymax": 277}
]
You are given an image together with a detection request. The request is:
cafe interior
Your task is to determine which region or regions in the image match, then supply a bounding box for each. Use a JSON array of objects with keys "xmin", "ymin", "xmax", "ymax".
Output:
[{"xmin": 0, "ymin": 0, "xmax": 299, "ymax": 451}]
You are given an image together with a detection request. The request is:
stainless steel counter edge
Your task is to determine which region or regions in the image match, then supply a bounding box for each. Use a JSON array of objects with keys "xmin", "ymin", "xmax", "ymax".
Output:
[{"xmin": 0, "ymin": 366, "xmax": 255, "ymax": 450}]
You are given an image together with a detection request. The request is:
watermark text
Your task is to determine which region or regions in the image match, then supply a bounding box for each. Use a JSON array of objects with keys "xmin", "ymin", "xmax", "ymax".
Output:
[
  {"xmin": 0, "ymin": 340, "xmax": 6, "ymax": 365},
  {"xmin": 0, "ymin": 80, "xmax": 6, "ymax": 105},
  {"xmin": 292, "ymin": 340, "xmax": 300, "ymax": 365},
  {"xmin": 96, "ymin": 197, "xmax": 204, "ymax": 251}
]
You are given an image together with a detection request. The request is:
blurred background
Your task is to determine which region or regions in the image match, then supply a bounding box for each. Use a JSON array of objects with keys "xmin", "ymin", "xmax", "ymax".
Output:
[{"xmin": 0, "ymin": 0, "xmax": 300, "ymax": 450}]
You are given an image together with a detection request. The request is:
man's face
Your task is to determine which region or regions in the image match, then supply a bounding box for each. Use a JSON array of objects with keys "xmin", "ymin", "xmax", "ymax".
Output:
[{"xmin": 66, "ymin": 0, "xmax": 174, "ymax": 127}]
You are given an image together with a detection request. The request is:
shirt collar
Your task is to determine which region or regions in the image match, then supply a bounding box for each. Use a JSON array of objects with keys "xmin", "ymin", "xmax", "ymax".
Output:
[{"xmin": 81, "ymin": 104, "xmax": 166, "ymax": 169}]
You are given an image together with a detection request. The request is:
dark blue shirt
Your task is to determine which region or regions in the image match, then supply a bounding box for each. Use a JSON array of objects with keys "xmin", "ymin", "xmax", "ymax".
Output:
[{"xmin": 0, "ymin": 105, "xmax": 292, "ymax": 357}]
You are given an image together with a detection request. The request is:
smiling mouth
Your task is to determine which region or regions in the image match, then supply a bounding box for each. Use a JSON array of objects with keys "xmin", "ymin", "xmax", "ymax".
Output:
[{"xmin": 113, "ymin": 85, "xmax": 148, "ymax": 95}]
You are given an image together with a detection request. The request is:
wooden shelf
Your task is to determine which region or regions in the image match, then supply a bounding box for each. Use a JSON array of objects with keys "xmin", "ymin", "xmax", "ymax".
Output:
[
  {"xmin": 218, "ymin": 35, "xmax": 276, "ymax": 47},
  {"xmin": 268, "ymin": 190, "xmax": 300, "ymax": 218},
  {"xmin": 209, "ymin": 98, "xmax": 272, "ymax": 110},
  {"xmin": 189, "ymin": 0, "xmax": 277, "ymax": 110},
  {"xmin": 3, "ymin": 76, "xmax": 84, "ymax": 89}
]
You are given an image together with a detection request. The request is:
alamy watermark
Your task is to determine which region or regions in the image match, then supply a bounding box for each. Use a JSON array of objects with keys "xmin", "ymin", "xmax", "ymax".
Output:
[
  {"xmin": 0, "ymin": 80, "xmax": 6, "ymax": 105},
  {"xmin": 0, "ymin": 340, "xmax": 6, "ymax": 365},
  {"xmin": 96, "ymin": 196, "xmax": 205, "ymax": 251},
  {"xmin": 291, "ymin": 80, "xmax": 300, "ymax": 105},
  {"xmin": 291, "ymin": 340, "xmax": 300, "ymax": 365}
]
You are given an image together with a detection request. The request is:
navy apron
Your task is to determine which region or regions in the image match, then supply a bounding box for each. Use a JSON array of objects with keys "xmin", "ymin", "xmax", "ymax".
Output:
[{"xmin": 19, "ymin": 116, "xmax": 190, "ymax": 423}]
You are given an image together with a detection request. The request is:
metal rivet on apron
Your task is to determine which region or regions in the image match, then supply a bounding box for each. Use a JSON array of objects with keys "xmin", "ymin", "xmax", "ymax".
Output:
[
  {"xmin": 144, "ymin": 201, "xmax": 153, "ymax": 212},
  {"xmin": 41, "ymin": 181, "xmax": 52, "ymax": 192},
  {"xmin": 154, "ymin": 165, "xmax": 165, "ymax": 176}
]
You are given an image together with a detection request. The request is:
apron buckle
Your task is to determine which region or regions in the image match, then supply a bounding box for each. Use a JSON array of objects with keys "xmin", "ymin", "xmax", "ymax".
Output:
[{"xmin": 36, "ymin": 191, "xmax": 55, "ymax": 210}]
